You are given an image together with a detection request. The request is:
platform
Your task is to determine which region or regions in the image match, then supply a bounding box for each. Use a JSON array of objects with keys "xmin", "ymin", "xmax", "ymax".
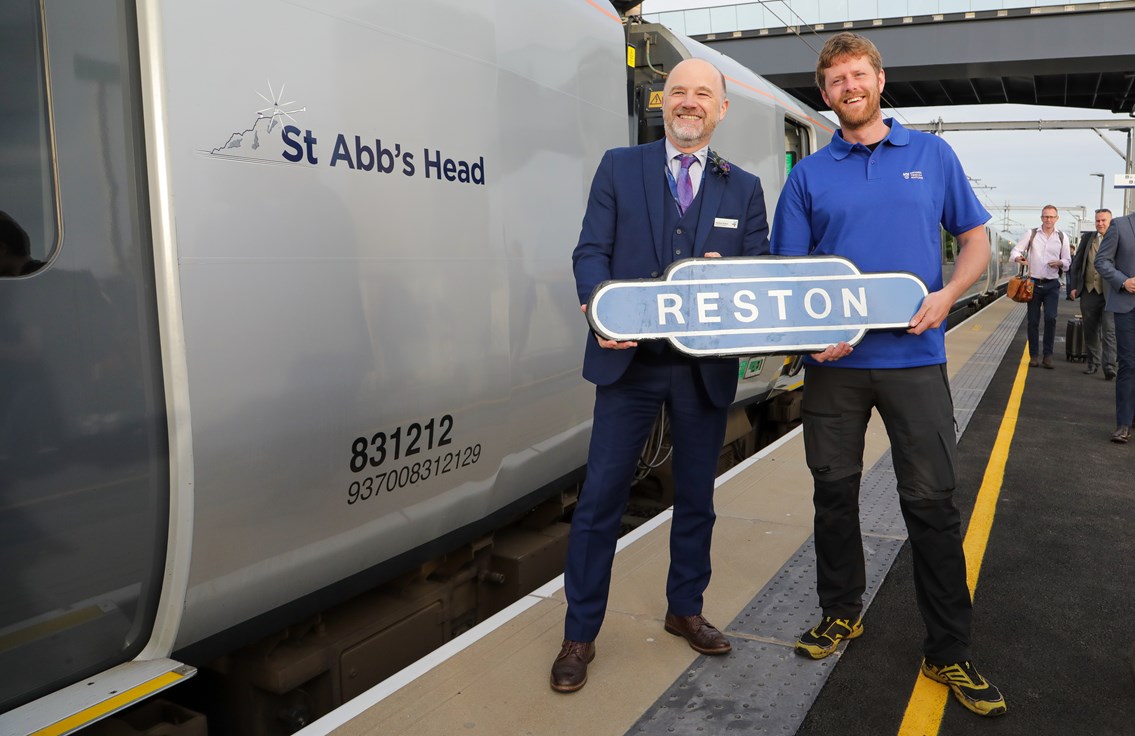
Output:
[{"xmin": 294, "ymin": 297, "xmax": 1135, "ymax": 736}]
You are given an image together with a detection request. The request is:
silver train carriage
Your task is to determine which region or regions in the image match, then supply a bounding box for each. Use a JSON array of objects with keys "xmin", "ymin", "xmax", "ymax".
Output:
[
  {"xmin": 943, "ymin": 225, "xmax": 1015, "ymax": 319},
  {"xmin": 0, "ymin": 0, "xmax": 1002, "ymax": 731},
  {"xmin": 0, "ymin": 0, "xmax": 827, "ymax": 729}
]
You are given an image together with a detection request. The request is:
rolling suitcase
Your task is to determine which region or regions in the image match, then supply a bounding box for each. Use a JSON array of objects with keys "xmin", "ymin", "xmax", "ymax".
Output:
[{"xmin": 1066, "ymin": 315, "xmax": 1087, "ymax": 362}]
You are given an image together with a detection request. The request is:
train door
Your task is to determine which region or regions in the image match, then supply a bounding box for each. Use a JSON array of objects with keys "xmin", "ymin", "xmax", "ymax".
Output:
[
  {"xmin": 0, "ymin": 0, "xmax": 170, "ymax": 715},
  {"xmin": 784, "ymin": 116, "xmax": 812, "ymax": 182},
  {"xmin": 778, "ymin": 117, "xmax": 816, "ymax": 379},
  {"xmin": 941, "ymin": 229, "xmax": 960, "ymax": 295}
]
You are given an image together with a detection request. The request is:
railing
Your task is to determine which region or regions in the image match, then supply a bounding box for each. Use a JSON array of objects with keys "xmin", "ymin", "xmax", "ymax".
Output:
[{"xmin": 644, "ymin": 0, "xmax": 1110, "ymax": 35}]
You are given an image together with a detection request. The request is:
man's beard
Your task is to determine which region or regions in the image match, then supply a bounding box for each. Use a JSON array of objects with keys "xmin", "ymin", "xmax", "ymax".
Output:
[
  {"xmin": 665, "ymin": 112, "xmax": 715, "ymax": 145},
  {"xmin": 833, "ymin": 91, "xmax": 880, "ymax": 130}
]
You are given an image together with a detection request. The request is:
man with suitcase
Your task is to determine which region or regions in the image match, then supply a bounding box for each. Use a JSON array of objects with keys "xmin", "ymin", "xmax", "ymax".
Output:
[{"xmin": 1069, "ymin": 208, "xmax": 1116, "ymax": 378}]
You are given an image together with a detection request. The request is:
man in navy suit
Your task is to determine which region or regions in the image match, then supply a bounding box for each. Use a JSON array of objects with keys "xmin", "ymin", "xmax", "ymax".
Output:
[
  {"xmin": 551, "ymin": 58, "xmax": 770, "ymax": 693},
  {"xmin": 1069, "ymin": 209, "xmax": 1116, "ymax": 378},
  {"xmin": 1095, "ymin": 212, "xmax": 1135, "ymax": 443}
]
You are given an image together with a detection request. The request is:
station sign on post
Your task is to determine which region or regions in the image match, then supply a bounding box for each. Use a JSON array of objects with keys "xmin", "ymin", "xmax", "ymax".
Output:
[
  {"xmin": 586, "ymin": 256, "xmax": 929, "ymax": 356},
  {"xmin": 1115, "ymin": 174, "xmax": 1135, "ymax": 188}
]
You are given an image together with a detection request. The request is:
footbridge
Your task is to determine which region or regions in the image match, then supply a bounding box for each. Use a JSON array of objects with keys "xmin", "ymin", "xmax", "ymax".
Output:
[{"xmin": 645, "ymin": 1, "xmax": 1135, "ymax": 114}]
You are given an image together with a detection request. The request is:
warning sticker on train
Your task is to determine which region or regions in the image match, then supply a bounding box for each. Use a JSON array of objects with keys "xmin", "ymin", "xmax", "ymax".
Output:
[{"xmin": 586, "ymin": 256, "xmax": 929, "ymax": 356}]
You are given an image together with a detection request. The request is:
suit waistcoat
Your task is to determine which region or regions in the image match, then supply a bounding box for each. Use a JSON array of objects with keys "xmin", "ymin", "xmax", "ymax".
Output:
[
  {"xmin": 1085, "ymin": 234, "xmax": 1104, "ymax": 293},
  {"xmin": 638, "ymin": 180, "xmax": 707, "ymax": 359},
  {"xmin": 661, "ymin": 176, "xmax": 705, "ymax": 268}
]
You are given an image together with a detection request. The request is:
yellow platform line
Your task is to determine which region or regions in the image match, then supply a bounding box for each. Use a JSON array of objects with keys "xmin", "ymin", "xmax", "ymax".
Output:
[
  {"xmin": 897, "ymin": 345, "xmax": 1030, "ymax": 735},
  {"xmin": 31, "ymin": 670, "xmax": 188, "ymax": 736}
]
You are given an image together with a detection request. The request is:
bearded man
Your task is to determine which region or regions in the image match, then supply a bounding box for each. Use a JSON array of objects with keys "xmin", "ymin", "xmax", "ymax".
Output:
[{"xmin": 770, "ymin": 33, "xmax": 1006, "ymax": 718}]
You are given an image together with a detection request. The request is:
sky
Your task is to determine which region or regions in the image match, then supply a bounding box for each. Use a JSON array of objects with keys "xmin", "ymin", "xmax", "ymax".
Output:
[{"xmin": 637, "ymin": 0, "xmax": 1133, "ymax": 241}]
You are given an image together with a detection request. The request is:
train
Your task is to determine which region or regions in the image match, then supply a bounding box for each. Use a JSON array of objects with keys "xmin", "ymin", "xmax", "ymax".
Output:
[{"xmin": 0, "ymin": 1, "xmax": 1010, "ymax": 734}]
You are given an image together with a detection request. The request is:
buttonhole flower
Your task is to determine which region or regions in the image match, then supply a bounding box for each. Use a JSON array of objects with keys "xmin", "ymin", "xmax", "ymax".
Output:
[{"xmin": 708, "ymin": 150, "xmax": 730, "ymax": 178}]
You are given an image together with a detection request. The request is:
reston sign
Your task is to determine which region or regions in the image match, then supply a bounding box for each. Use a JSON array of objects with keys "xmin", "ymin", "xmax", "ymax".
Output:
[{"xmin": 586, "ymin": 256, "xmax": 929, "ymax": 356}]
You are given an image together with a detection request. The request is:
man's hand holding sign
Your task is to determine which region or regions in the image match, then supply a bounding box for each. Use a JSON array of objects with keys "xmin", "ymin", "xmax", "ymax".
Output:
[{"xmin": 583, "ymin": 251, "xmax": 723, "ymax": 351}]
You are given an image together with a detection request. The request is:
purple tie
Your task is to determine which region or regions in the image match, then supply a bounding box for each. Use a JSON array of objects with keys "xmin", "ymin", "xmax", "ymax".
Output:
[{"xmin": 677, "ymin": 154, "xmax": 695, "ymax": 215}]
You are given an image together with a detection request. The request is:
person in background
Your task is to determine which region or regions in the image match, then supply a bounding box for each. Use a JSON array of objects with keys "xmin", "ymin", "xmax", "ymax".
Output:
[
  {"xmin": 1093, "ymin": 212, "xmax": 1135, "ymax": 443},
  {"xmin": 771, "ymin": 32, "xmax": 1006, "ymax": 718},
  {"xmin": 1011, "ymin": 207, "xmax": 1071, "ymax": 368},
  {"xmin": 554, "ymin": 57, "xmax": 770, "ymax": 693},
  {"xmin": 1069, "ymin": 209, "xmax": 1116, "ymax": 379}
]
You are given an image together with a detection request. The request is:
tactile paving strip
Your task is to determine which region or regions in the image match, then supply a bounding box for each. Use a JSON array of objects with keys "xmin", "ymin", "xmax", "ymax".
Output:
[
  {"xmin": 728, "ymin": 537, "xmax": 905, "ymax": 645},
  {"xmin": 629, "ymin": 640, "xmax": 836, "ymax": 735},
  {"xmin": 627, "ymin": 303, "xmax": 1025, "ymax": 736},
  {"xmin": 952, "ymin": 303, "xmax": 1026, "ymax": 436}
]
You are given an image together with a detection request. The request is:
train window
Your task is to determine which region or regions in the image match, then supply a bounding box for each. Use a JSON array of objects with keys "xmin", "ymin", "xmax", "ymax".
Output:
[
  {"xmin": 0, "ymin": 0, "xmax": 58, "ymax": 278},
  {"xmin": 784, "ymin": 118, "xmax": 812, "ymax": 177}
]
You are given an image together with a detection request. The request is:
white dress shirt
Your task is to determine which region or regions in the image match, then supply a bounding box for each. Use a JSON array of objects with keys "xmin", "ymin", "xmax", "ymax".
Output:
[{"xmin": 1010, "ymin": 227, "xmax": 1071, "ymax": 280}]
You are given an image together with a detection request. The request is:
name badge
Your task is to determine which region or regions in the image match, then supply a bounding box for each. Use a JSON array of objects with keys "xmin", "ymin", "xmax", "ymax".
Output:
[{"xmin": 714, "ymin": 218, "xmax": 738, "ymax": 229}]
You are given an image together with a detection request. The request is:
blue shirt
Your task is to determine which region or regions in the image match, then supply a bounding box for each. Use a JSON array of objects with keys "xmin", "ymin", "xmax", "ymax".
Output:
[{"xmin": 771, "ymin": 118, "xmax": 990, "ymax": 369}]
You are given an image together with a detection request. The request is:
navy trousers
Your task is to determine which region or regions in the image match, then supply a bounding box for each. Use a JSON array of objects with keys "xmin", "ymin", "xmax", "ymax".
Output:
[
  {"xmin": 563, "ymin": 352, "xmax": 728, "ymax": 643},
  {"xmin": 1026, "ymin": 278, "xmax": 1062, "ymax": 358},
  {"xmin": 1114, "ymin": 309, "xmax": 1135, "ymax": 428}
]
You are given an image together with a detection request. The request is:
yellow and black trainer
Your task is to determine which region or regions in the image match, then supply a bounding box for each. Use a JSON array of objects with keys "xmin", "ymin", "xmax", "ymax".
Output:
[
  {"xmin": 921, "ymin": 659, "xmax": 1007, "ymax": 717},
  {"xmin": 794, "ymin": 616, "xmax": 863, "ymax": 659}
]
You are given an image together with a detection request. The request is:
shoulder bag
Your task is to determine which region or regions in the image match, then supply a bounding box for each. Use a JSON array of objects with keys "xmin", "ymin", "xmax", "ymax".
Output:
[{"xmin": 1007, "ymin": 230, "xmax": 1035, "ymax": 303}]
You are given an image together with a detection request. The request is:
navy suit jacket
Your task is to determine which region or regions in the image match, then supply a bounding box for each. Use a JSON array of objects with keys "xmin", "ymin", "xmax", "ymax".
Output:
[
  {"xmin": 572, "ymin": 138, "xmax": 770, "ymax": 408},
  {"xmin": 1095, "ymin": 213, "xmax": 1135, "ymax": 314}
]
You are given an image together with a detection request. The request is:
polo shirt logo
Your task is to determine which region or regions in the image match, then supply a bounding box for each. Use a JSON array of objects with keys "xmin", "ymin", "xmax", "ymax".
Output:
[{"xmin": 902, "ymin": 171, "xmax": 924, "ymax": 180}]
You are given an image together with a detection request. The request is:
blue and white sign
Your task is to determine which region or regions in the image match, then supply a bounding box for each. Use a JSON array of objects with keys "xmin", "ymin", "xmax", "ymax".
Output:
[{"xmin": 587, "ymin": 256, "xmax": 928, "ymax": 356}]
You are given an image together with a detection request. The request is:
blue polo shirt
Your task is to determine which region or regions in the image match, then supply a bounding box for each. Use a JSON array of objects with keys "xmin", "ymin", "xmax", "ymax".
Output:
[{"xmin": 771, "ymin": 118, "xmax": 990, "ymax": 369}]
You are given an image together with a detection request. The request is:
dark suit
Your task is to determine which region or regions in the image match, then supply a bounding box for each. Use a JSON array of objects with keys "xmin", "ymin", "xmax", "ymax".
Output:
[
  {"xmin": 1068, "ymin": 231, "xmax": 1093, "ymax": 297},
  {"xmin": 565, "ymin": 139, "xmax": 769, "ymax": 642},
  {"xmin": 1069, "ymin": 230, "xmax": 1116, "ymax": 371},
  {"xmin": 1095, "ymin": 214, "xmax": 1135, "ymax": 428}
]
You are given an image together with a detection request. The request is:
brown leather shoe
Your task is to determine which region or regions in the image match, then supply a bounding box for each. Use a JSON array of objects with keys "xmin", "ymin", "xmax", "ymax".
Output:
[
  {"xmin": 1111, "ymin": 426, "xmax": 1131, "ymax": 444},
  {"xmin": 550, "ymin": 639, "xmax": 595, "ymax": 693},
  {"xmin": 1042, "ymin": 356, "xmax": 1054, "ymax": 369},
  {"xmin": 1028, "ymin": 357, "xmax": 1039, "ymax": 367},
  {"xmin": 664, "ymin": 612, "xmax": 731, "ymax": 655}
]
